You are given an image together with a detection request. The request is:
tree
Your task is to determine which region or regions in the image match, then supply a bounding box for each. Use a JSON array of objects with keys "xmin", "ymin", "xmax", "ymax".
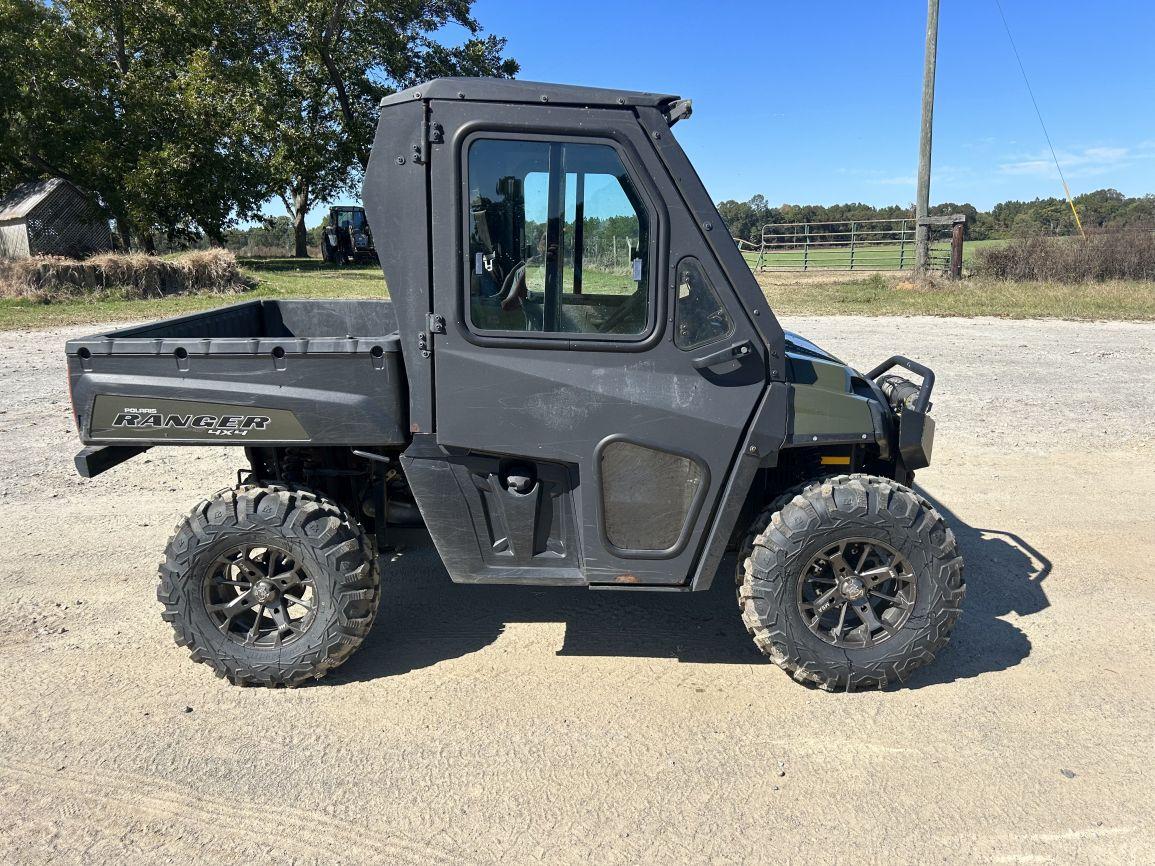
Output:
[
  {"xmin": 1, "ymin": 2, "xmax": 518, "ymax": 254},
  {"xmin": 0, "ymin": 1, "xmax": 276, "ymax": 249},
  {"xmin": 0, "ymin": 2, "xmax": 110, "ymax": 213},
  {"xmin": 717, "ymin": 196, "xmax": 777, "ymax": 244},
  {"xmin": 257, "ymin": 1, "xmax": 519, "ymax": 257},
  {"xmin": 714, "ymin": 189, "xmax": 1152, "ymax": 246}
]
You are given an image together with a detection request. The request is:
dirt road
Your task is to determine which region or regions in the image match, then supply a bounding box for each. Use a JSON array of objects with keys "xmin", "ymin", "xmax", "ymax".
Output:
[{"xmin": 1, "ymin": 316, "xmax": 1152, "ymax": 864}]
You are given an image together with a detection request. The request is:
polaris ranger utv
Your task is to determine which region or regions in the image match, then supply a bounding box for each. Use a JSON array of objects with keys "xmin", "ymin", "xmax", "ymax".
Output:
[{"xmin": 65, "ymin": 79, "xmax": 964, "ymax": 691}]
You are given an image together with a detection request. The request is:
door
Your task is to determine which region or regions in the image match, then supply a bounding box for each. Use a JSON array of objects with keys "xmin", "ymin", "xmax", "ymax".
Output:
[{"xmin": 427, "ymin": 104, "xmax": 766, "ymax": 586}]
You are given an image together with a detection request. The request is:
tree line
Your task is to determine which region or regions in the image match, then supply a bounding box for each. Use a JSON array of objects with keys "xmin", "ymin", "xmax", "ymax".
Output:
[
  {"xmin": 0, "ymin": 1, "xmax": 516, "ymax": 256},
  {"xmin": 717, "ymin": 189, "xmax": 1155, "ymax": 243},
  {"xmin": 222, "ymin": 187, "xmax": 1155, "ymax": 258}
]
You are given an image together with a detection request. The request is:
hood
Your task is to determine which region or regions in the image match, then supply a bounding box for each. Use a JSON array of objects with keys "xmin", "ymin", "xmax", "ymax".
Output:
[{"xmin": 783, "ymin": 331, "xmax": 843, "ymax": 365}]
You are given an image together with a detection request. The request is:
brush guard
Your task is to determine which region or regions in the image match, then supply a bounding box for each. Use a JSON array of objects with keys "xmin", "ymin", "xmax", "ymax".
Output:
[{"xmin": 867, "ymin": 356, "xmax": 936, "ymax": 472}]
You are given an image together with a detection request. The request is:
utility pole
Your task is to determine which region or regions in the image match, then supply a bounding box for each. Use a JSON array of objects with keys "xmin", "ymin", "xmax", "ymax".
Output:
[{"xmin": 915, "ymin": 0, "xmax": 940, "ymax": 275}]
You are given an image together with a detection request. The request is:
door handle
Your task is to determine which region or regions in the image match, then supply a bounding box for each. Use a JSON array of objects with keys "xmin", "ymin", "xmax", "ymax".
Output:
[{"xmin": 691, "ymin": 340, "xmax": 755, "ymax": 370}]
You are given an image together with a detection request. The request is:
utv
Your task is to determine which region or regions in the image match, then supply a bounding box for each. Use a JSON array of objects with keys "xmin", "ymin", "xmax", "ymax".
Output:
[
  {"xmin": 65, "ymin": 79, "xmax": 963, "ymax": 691},
  {"xmin": 319, "ymin": 205, "xmax": 377, "ymax": 264}
]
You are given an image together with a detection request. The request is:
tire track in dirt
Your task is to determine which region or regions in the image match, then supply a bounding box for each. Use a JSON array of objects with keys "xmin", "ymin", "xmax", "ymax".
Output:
[{"xmin": 1, "ymin": 760, "xmax": 472, "ymax": 865}]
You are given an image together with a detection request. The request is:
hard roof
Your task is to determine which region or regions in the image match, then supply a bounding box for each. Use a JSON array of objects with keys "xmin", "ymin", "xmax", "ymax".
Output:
[
  {"xmin": 379, "ymin": 77, "xmax": 680, "ymax": 111},
  {"xmin": 0, "ymin": 178, "xmax": 67, "ymax": 221}
]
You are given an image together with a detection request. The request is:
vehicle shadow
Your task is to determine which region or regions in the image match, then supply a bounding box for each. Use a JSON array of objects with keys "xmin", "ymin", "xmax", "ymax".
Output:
[
  {"xmin": 330, "ymin": 549, "xmax": 757, "ymax": 685},
  {"xmin": 330, "ymin": 490, "xmax": 1050, "ymax": 689},
  {"xmin": 903, "ymin": 487, "xmax": 1050, "ymax": 688}
]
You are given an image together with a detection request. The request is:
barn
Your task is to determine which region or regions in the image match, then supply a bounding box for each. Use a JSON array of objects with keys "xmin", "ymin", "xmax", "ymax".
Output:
[{"xmin": 0, "ymin": 178, "xmax": 112, "ymax": 259}]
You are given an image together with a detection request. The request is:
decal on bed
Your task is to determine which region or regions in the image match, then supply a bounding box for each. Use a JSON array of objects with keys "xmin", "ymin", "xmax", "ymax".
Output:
[{"xmin": 90, "ymin": 396, "xmax": 309, "ymax": 442}]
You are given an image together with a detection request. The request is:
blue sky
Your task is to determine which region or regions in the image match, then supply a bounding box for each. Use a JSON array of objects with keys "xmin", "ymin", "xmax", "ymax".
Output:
[{"xmin": 310, "ymin": 0, "xmax": 1154, "ymax": 223}]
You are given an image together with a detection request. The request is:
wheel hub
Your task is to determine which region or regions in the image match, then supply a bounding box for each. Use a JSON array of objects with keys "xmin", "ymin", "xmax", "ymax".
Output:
[
  {"xmin": 797, "ymin": 538, "xmax": 917, "ymax": 649},
  {"xmin": 252, "ymin": 580, "xmax": 278, "ymax": 604},
  {"xmin": 840, "ymin": 576, "xmax": 866, "ymax": 601},
  {"xmin": 203, "ymin": 544, "xmax": 317, "ymax": 648}
]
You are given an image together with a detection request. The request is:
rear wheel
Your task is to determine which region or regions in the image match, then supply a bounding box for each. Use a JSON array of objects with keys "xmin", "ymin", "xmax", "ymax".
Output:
[
  {"xmin": 158, "ymin": 485, "xmax": 379, "ymax": 686},
  {"xmin": 737, "ymin": 474, "xmax": 964, "ymax": 691}
]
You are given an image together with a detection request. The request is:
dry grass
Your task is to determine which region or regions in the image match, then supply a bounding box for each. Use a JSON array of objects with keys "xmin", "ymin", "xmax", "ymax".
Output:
[
  {"xmin": 756, "ymin": 271, "xmax": 1155, "ymax": 320},
  {"xmin": 0, "ymin": 249, "xmax": 254, "ymax": 302},
  {"xmin": 0, "ymin": 257, "xmax": 382, "ymax": 330},
  {"xmin": 975, "ymin": 231, "xmax": 1155, "ymax": 282}
]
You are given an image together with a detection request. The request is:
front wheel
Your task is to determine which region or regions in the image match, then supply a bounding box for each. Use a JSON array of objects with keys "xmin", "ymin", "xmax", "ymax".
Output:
[
  {"xmin": 158, "ymin": 485, "xmax": 379, "ymax": 686},
  {"xmin": 737, "ymin": 474, "xmax": 964, "ymax": 691}
]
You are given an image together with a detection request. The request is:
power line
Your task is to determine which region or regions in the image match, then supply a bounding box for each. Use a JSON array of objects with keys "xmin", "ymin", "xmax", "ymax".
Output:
[{"xmin": 992, "ymin": 0, "xmax": 1085, "ymax": 238}]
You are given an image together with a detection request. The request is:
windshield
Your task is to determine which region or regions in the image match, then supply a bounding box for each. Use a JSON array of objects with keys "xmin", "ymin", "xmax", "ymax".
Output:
[
  {"xmin": 335, "ymin": 209, "xmax": 366, "ymax": 230},
  {"xmin": 783, "ymin": 331, "xmax": 842, "ymax": 364}
]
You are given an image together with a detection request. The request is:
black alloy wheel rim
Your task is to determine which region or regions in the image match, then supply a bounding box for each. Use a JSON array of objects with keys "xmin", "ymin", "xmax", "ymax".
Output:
[
  {"xmin": 203, "ymin": 544, "xmax": 318, "ymax": 648},
  {"xmin": 797, "ymin": 537, "xmax": 916, "ymax": 648}
]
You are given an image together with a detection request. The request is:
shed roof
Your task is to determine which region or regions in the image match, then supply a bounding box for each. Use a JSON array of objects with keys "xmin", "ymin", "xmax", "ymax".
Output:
[{"xmin": 0, "ymin": 178, "xmax": 69, "ymax": 221}]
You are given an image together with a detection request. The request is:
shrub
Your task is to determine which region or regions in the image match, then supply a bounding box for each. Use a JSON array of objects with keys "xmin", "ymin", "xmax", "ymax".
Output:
[
  {"xmin": 0, "ymin": 249, "xmax": 255, "ymax": 301},
  {"xmin": 975, "ymin": 231, "xmax": 1155, "ymax": 282}
]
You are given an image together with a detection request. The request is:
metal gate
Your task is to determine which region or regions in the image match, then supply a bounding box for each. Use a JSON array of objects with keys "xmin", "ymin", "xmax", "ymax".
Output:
[{"xmin": 746, "ymin": 215, "xmax": 965, "ymax": 275}]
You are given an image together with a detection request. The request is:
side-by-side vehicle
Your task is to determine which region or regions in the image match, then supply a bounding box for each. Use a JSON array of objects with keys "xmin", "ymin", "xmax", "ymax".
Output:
[{"xmin": 65, "ymin": 79, "xmax": 963, "ymax": 690}]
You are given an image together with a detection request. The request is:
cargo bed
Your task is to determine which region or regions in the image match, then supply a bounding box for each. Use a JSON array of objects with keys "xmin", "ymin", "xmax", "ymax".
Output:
[{"xmin": 66, "ymin": 299, "xmax": 407, "ymax": 447}]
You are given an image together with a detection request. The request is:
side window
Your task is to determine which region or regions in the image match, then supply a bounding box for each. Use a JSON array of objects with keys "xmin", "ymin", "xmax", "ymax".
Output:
[
  {"xmin": 673, "ymin": 258, "xmax": 734, "ymax": 350},
  {"xmin": 467, "ymin": 138, "xmax": 650, "ymax": 337}
]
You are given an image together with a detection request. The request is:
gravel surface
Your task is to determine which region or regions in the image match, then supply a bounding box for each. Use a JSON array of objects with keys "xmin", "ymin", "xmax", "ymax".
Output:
[{"xmin": 1, "ymin": 316, "xmax": 1152, "ymax": 864}]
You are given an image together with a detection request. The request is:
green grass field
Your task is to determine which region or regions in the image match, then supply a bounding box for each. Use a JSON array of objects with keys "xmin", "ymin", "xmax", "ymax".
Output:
[{"xmin": 0, "ymin": 251, "xmax": 1151, "ymax": 330}]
